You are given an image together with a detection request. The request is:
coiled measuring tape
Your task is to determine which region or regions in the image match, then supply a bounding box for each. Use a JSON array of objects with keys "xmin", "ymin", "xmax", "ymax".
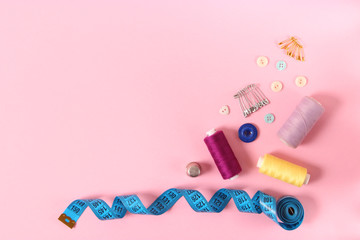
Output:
[{"xmin": 59, "ymin": 188, "xmax": 304, "ymax": 230}]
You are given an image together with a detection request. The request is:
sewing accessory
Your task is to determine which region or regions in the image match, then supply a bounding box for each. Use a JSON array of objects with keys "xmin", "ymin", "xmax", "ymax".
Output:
[
  {"xmin": 264, "ymin": 113, "xmax": 275, "ymax": 123},
  {"xmin": 59, "ymin": 188, "xmax": 304, "ymax": 230},
  {"xmin": 186, "ymin": 162, "xmax": 201, "ymax": 177},
  {"xmin": 276, "ymin": 60, "xmax": 287, "ymax": 71},
  {"xmin": 295, "ymin": 76, "xmax": 307, "ymax": 87},
  {"xmin": 58, "ymin": 213, "xmax": 76, "ymax": 228},
  {"xmin": 257, "ymin": 154, "xmax": 310, "ymax": 187},
  {"xmin": 204, "ymin": 129, "xmax": 241, "ymax": 180},
  {"xmin": 233, "ymin": 84, "xmax": 270, "ymax": 118},
  {"xmin": 257, "ymin": 56, "xmax": 269, "ymax": 67},
  {"xmin": 278, "ymin": 96, "xmax": 325, "ymax": 148},
  {"xmin": 238, "ymin": 123, "xmax": 258, "ymax": 143},
  {"xmin": 271, "ymin": 81, "xmax": 283, "ymax": 92},
  {"xmin": 278, "ymin": 37, "xmax": 305, "ymax": 61},
  {"xmin": 219, "ymin": 105, "xmax": 230, "ymax": 115}
]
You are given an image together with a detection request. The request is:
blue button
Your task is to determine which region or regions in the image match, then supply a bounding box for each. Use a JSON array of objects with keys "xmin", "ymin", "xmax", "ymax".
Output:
[
  {"xmin": 238, "ymin": 123, "xmax": 258, "ymax": 143},
  {"xmin": 264, "ymin": 113, "xmax": 275, "ymax": 123},
  {"xmin": 276, "ymin": 60, "xmax": 286, "ymax": 71}
]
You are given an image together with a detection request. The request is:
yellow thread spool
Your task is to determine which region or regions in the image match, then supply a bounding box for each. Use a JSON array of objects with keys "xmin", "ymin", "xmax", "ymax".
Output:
[{"xmin": 257, "ymin": 154, "xmax": 310, "ymax": 187}]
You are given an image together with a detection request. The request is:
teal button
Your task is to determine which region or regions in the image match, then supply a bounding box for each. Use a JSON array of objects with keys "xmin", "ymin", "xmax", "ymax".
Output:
[
  {"xmin": 276, "ymin": 61, "xmax": 286, "ymax": 71},
  {"xmin": 264, "ymin": 113, "xmax": 275, "ymax": 123}
]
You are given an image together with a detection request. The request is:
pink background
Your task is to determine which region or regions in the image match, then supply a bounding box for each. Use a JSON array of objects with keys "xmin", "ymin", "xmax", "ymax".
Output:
[{"xmin": 1, "ymin": 0, "xmax": 360, "ymax": 239}]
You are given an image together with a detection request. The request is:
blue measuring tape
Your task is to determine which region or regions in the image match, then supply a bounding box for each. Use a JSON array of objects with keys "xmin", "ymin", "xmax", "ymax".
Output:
[{"xmin": 59, "ymin": 188, "xmax": 304, "ymax": 230}]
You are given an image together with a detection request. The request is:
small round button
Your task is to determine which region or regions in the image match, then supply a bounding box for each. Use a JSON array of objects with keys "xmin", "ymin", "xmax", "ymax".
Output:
[
  {"xmin": 238, "ymin": 123, "xmax": 258, "ymax": 143},
  {"xmin": 295, "ymin": 76, "xmax": 307, "ymax": 87},
  {"xmin": 271, "ymin": 81, "xmax": 283, "ymax": 92},
  {"xmin": 257, "ymin": 56, "xmax": 268, "ymax": 67},
  {"xmin": 219, "ymin": 105, "xmax": 230, "ymax": 115},
  {"xmin": 264, "ymin": 113, "xmax": 275, "ymax": 123},
  {"xmin": 276, "ymin": 60, "xmax": 287, "ymax": 71}
]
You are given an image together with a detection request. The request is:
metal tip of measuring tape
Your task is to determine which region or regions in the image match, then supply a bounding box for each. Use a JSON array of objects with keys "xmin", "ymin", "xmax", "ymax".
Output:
[{"xmin": 58, "ymin": 213, "xmax": 76, "ymax": 229}]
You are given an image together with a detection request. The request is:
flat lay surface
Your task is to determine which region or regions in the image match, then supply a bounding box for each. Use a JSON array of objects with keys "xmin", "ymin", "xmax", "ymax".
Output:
[{"xmin": 1, "ymin": 0, "xmax": 360, "ymax": 239}]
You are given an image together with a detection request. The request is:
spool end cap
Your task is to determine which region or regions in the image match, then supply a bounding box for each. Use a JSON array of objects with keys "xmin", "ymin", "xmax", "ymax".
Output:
[
  {"xmin": 257, "ymin": 156, "xmax": 264, "ymax": 168},
  {"xmin": 206, "ymin": 129, "xmax": 217, "ymax": 136},
  {"xmin": 304, "ymin": 174, "xmax": 311, "ymax": 185},
  {"xmin": 229, "ymin": 174, "xmax": 239, "ymax": 180}
]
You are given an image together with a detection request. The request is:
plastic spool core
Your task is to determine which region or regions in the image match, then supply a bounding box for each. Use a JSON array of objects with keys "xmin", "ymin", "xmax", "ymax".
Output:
[
  {"xmin": 206, "ymin": 129, "xmax": 216, "ymax": 136},
  {"xmin": 229, "ymin": 174, "xmax": 239, "ymax": 180},
  {"xmin": 257, "ymin": 156, "xmax": 311, "ymax": 185},
  {"xmin": 257, "ymin": 156, "xmax": 264, "ymax": 168},
  {"xmin": 308, "ymin": 96, "xmax": 323, "ymax": 107},
  {"xmin": 304, "ymin": 174, "xmax": 311, "ymax": 185},
  {"xmin": 279, "ymin": 138, "xmax": 294, "ymax": 148}
]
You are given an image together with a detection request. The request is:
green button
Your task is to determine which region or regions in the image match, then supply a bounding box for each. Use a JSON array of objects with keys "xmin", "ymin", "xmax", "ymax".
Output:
[
  {"xmin": 276, "ymin": 60, "xmax": 286, "ymax": 71},
  {"xmin": 264, "ymin": 113, "xmax": 275, "ymax": 123}
]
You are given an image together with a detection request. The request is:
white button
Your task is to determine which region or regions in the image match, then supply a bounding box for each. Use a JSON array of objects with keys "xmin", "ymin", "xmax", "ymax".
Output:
[
  {"xmin": 219, "ymin": 105, "xmax": 230, "ymax": 115},
  {"xmin": 295, "ymin": 76, "xmax": 307, "ymax": 87},
  {"xmin": 257, "ymin": 56, "xmax": 268, "ymax": 67},
  {"xmin": 271, "ymin": 81, "xmax": 283, "ymax": 92}
]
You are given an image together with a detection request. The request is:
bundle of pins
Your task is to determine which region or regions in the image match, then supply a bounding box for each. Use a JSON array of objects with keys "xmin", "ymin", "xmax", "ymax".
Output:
[
  {"xmin": 234, "ymin": 84, "xmax": 270, "ymax": 118},
  {"xmin": 278, "ymin": 37, "xmax": 305, "ymax": 61}
]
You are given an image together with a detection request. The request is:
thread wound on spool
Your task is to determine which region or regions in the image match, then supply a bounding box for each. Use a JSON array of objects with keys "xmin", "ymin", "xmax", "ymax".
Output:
[
  {"xmin": 278, "ymin": 96, "xmax": 324, "ymax": 148},
  {"xmin": 204, "ymin": 129, "xmax": 241, "ymax": 180},
  {"xmin": 258, "ymin": 154, "xmax": 309, "ymax": 187}
]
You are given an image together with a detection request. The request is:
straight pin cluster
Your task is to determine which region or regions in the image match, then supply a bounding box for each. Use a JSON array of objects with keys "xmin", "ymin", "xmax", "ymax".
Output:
[
  {"xmin": 278, "ymin": 37, "xmax": 305, "ymax": 61},
  {"xmin": 234, "ymin": 84, "xmax": 270, "ymax": 118}
]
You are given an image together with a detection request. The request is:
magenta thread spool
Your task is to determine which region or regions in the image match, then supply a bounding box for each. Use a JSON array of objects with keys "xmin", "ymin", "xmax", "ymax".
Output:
[
  {"xmin": 204, "ymin": 129, "xmax": 242, "ymax": 180},
  {"xmin": 278, "ymin": 96, "xmax": 325, "ymax": 148}
]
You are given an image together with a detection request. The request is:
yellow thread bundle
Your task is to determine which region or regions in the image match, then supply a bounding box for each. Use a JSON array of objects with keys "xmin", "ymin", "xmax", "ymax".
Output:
[{"xmin": 257, "ymin": 154, "xmax": 310, "ymax": 187}]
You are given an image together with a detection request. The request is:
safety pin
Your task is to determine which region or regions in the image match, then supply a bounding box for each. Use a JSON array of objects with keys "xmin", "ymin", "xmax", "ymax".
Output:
[
  {"xmin": 279, "ymin": 37, "xmax": 305, "ymax": 61},
  {"xmin": 234, "ymin": 84, "xmax": 270, "ymax": 118}
]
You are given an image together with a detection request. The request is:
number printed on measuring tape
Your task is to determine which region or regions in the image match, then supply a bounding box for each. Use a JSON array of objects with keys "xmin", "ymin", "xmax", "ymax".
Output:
[{"xmin": 58, "ymin": 189, "xmax": 304, "ymax": 231}]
